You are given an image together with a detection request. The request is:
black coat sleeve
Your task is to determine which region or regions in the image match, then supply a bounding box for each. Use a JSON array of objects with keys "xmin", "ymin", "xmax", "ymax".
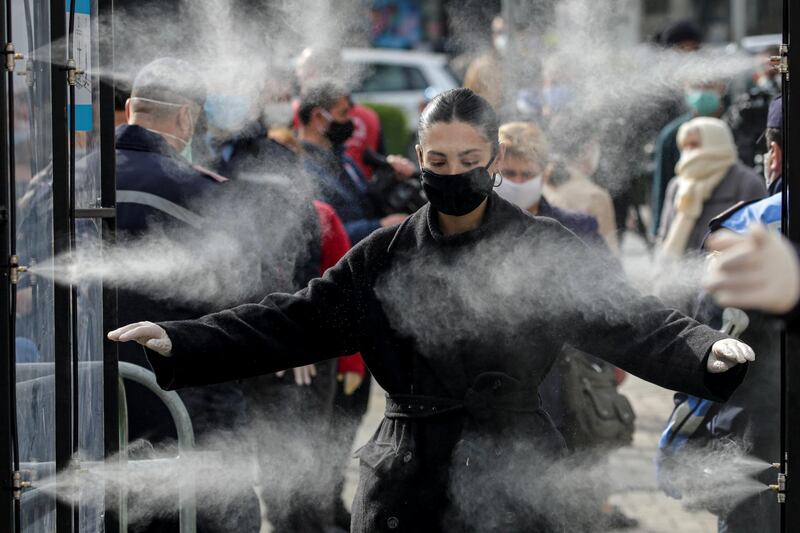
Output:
[
  {"xmin": 542, "ymin": 221, "xmax": 745, "ymax": 402},
  {"xmin": 145, "ymin": 231, "xmax": 378, "ymax": 390}
]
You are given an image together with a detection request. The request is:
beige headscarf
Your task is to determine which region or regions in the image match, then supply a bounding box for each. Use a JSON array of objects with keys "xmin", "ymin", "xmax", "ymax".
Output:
[{"xmin": 660, "ymin": 117, "xmax": 737, "ymax": 258}]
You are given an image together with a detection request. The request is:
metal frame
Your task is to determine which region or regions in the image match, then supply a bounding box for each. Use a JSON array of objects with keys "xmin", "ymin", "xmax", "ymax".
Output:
[
  {"xmin": 784, "ymin": 1, "xmax": 799, "ymax": 530},
  {"xmin": 13, "ymin": 362, "xmax": 196, "ymax": 533},
  {"xmin": 97, "ymin": 1, "xmax": 120, "ymax": 530},
  {"xmin": 0, "ymin": 0, "xmax": 119, "ymax": 530},
  {"xmin": 0, "ymin": 0, "xmax": 14, "ymax": 529},
  {"xmin": 118, "ymin": 362, "xmax": 196, "ymax": 533},
  {"xmin": 48, "ymin": 0, "xmax": 77, "ymax": 531}
]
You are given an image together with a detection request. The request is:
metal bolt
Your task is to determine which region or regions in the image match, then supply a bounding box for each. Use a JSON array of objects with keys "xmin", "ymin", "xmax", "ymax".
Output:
[
  {"xmin": 4, "ymin": 43, "xmax": 24, "ymax": 72},
  {"xmin": 9, "ymin": 255, "xmax": 28, "ymax": 285}
]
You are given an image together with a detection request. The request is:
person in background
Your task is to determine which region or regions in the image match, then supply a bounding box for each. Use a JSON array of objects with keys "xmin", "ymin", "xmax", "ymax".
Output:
[
  {"xmin": 543, "ymin": 120, "xmax": 620, "ymax": 254},
  {"xmin": 651, "ymin": 81, "xmax": 727, "ymax": 235},
  {"xmin": 668, "ymin": 97, "xmax": 788, "ymax": 533},
  {"xmin": 539, "ymin": 56, "xmax": 576, "ymax": 121},
  {"xmin": 116, "ymin": 58, "xmax": 260, "ymax": 532},
  {"xmin": 724, "ymin": 48, "xmax": 781, "ymax": 172},
  {"xmin": 660, "ymin": 19, "xmax": 703, "ymax": 52},
  {"xmin": 199, "ymin": 77, "xmax": 364, "ymax": 533},
  {"xmin": 294, "ymin": 47, "xmax": 416, "ymax": 181},
  {"xmin": 463, "ymin": 15, "xmax": 507, "ymax": 112},
  {"xmin": 497, "ymin": 120, "xmax": 638, "ymax": 531},
  {"xmin": 297, "ymin": 81, "xmax": 407, "ymax": 245},
  {"xmin": 203, "ymin": 89, "xmax": 297, "ymax": 179},
  {"xmin": 657, "ymin": 117, "xmax": 765, "ymax": 259},
  {"xmin": 763, "ymin": 96, "xmax": 784, "ymax": 196},
  {"xmin": 297, "ymin": 81, "xmax": 402, "ymax": 530},
  {"xmin": 496, "ymin": 121, "xmax": 602, "ymax": 247}
]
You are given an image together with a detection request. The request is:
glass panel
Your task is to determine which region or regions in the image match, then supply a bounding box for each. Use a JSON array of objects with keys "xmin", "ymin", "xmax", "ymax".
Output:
[
  {"xmin": 13, "ymin": 0, "xmax": 56, "ymax": 531},
  {"xmin": 74, "ymin": 1, "xmax": 105, "ymax": 531},
  {"xmin": 74, "ymin": 0, "xmax": 101, "ymax": 209},
  {"xmin": 76, "ymin": 219, "xmax": 104, "ymax": 533}
]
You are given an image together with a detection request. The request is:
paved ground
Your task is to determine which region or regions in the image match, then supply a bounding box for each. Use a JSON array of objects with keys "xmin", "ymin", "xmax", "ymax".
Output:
[{"xmin": 341, "ymin": 230, "xmax": 718, "ymax": 532}]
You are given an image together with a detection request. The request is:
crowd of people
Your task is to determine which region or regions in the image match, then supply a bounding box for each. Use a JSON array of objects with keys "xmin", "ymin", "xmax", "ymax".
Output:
[{"xmin": 90, "ymin": 14, "xmax": 797, "ymax": 533}]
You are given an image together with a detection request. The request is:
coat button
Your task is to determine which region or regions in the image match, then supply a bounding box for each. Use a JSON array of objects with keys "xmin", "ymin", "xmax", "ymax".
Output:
[
  {"xmin": 403, "ymin": 451, "xmax": 413, "ymax": 463},
  {"xmin": 387, "ymin": 516, "xmax": 400, "ymax": 529}
]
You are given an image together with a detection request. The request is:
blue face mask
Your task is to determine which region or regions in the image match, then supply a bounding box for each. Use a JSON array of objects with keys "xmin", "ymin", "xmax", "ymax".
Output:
[
  {"xmin": 542, "ymin": 86, "xmax": 574, "ymax": 111},
  {"xmin": 685, "ymin": 90, "xmax": 721, "ymax": 116},
  {"xmin": 204, "ymin": 95, "xmax": 251, "ymax": 132}
]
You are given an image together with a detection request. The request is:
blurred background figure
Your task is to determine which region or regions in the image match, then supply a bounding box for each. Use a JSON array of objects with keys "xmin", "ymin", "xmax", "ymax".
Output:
[
  {"xmin": 116, "ymin": 57, "xmax": 261, "ymax": 532},
  {"xmin": 498, "ymin": 120, "xmax": 638, "ymax": 531},
  {"xmin": 496, "ymin": 121, "xmax": 604, "ymax": 248},
  {"xmin": 657, "ymin": 117, "xmax": 765, "ymax": 259},
  {"xmin": 651, "ymin": 81, "xmax": 729, "ymax": 235},
  {"xmin": 297, "ymin": 82, "xmax": 408, "ymax": 244},
  {"xmin": 659, "ymin": 18, "xmax": 703, "ymax": 52},
  {"xmin": 543, "ymin": 118, "xmax": 620, "ymax": 254},
  {"xmin": 463, "ymin": 15, "xmax": 507, "ymax": 112}
]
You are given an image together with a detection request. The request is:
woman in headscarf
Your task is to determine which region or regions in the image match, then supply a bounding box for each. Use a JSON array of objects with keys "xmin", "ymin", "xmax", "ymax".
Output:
[{"xmin": 658, "ymin": 117, "xmax": 765, "ymax": 258}]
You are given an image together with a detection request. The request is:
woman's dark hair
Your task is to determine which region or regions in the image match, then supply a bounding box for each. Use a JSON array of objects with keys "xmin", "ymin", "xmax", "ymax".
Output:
[{"xmin": 418, "ymin": 88, "xmax": 499, "ymax": 152}]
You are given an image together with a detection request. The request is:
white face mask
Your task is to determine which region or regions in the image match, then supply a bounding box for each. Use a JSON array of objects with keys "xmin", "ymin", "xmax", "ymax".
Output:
[
  {"xmin": 496, "ymin": 175, "xmax": 543, "ymax": 210},
  {"xmin": 130, "ymin": 97, "xmax": 196, "ymax": 160},
  {"xmin": 763, "ymin": 150, "xmax": 774, "ymax": 185}
]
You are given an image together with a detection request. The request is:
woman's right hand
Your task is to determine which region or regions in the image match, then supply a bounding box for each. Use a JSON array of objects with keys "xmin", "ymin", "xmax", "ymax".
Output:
[{"xmin": 107, "ymin": 322, "xmax": 173, "ymax": 357}]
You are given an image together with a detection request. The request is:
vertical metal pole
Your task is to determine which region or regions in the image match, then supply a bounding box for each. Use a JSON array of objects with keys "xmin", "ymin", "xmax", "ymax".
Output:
[
  {"xmin": 783, "ymin": 0, "xmax": 799, "ymax": 531},
  {"xmin": 97, "ymin": 0, "xmax": 119, "ymax": 531},
  {"xmin": 3, "ymin": 0, "xmax": 22, "ymax": 530},
  {"xmin": 0, "ymin": 0, "xmax": 14, "ymax": 529},
  {"xmin": 50, "ymin": 0, "xmax": 75, "ymax": 531}
]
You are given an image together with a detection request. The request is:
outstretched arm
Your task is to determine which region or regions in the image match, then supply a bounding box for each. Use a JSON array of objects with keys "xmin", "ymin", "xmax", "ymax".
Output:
[
  {"xmin": 544, "ymin": 222, "xmax": 752, "ymax": 402},
  {"xmin": 109, "ymin": 242, "xmax": 369, "ymax": 391}
]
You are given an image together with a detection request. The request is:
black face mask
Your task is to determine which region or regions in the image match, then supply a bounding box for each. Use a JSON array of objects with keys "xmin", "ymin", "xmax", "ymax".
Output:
[
  {"xmin": 420, "ymin": 156, "xmax": 497, "ymax": 216},
  {"xmin": 325, "ymin": 118, "xmax": 355, "ymax": 146}
]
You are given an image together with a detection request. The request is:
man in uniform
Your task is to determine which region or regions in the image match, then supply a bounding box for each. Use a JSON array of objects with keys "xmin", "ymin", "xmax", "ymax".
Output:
[{"xmin": 116, "ymin": 57, "xmax": 259, "ymax": 532}]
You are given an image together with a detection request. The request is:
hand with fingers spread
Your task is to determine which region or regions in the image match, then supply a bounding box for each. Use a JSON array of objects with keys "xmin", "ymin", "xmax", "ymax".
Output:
[
  {"xmin": 704, "ymin": 223, "xmax": 800, "ymax": 314},
  {"xmin": 107, "ymin": 321, "xmax": 173, "ymax": 356},
  {"xmin": 707, "ymin": 338, "xmax": 755, "ymax": 373},
  {"xmin": 276, "ymin": 364, "xmax": 317, "ymax": 386}
]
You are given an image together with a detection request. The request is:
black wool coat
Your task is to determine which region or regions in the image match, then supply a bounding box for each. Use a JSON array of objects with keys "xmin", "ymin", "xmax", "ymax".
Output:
[{"xmin": 146, "ymin": 193, "xmax": 744, "ymax": 532}]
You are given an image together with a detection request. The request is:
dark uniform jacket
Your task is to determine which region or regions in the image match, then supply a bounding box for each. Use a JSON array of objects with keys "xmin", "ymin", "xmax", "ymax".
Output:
[
  {"xmin": 116, "ymin": 124, "xmax": 248, "ymax": 439},
  {"xmin": 301, "ymin": 140, "xmax": 382, "ymax": 244},
  {"xmin": 144, "ymin": 193, "xmax": 744, "ymax": 532}
]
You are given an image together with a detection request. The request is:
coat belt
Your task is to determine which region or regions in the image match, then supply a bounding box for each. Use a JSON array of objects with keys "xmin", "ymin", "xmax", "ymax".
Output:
[{"xmin": 384, "ymin": 372, "xmax": 540, "ymax": 422}]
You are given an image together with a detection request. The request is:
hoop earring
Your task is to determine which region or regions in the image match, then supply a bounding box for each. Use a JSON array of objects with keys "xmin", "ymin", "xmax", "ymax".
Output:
[{"xmin": 493, "ymin": 172, "xmax": 503, "ymax": 187}]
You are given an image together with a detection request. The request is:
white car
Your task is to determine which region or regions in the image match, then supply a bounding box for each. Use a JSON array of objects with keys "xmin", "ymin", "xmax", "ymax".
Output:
[{"xmin": 342, "ymin": 48, "xmax": 460, "ymax": 130}]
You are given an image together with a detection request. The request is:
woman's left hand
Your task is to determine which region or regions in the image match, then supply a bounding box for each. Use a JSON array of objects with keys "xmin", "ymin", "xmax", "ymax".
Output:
[{"xmin": 707, "ymin": 338, "xmax": 755, "ymax": 373}]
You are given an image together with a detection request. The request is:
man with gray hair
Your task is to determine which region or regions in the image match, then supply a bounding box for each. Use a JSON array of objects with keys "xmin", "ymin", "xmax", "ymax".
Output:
[
  {"xmin": 116, "ymin": 57, "xmax": 260, "ymax": 532},
  {"xmin": 124, "ymin": 57, "xmax": 205, "ymax": 160}
]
